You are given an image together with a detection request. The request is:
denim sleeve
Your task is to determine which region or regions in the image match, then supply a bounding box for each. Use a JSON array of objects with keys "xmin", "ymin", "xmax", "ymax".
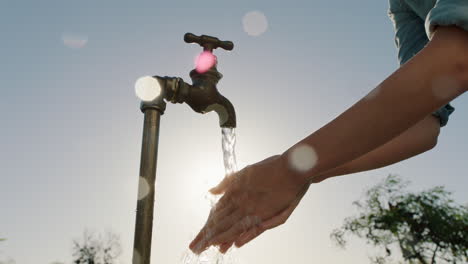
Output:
[
  {"xmin": 425, "ymin": 0, "xmax": 468, "ymax": 40},
  {"xmin": 388, "ymin": 0, "xmax": 456, "ymax": 127},
  {"xmin": 388, "ymin": 0, "xmax": 429, "ymax": 65}
]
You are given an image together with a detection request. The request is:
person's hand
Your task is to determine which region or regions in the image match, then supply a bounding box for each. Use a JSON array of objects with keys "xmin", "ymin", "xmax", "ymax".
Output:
[{"xmin": 189, "ymin": 154, "xmax": 311, "ymax": 254}]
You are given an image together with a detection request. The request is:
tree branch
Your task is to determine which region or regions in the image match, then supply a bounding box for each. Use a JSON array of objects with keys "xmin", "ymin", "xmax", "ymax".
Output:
[{"xmin": 431, "ymin": 244, "xmax": 439, "ymax": 264}]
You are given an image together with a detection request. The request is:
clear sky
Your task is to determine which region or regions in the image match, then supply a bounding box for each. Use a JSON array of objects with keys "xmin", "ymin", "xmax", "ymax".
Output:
[{"xmin": 0, "ymin": 1, "xmax": 466, "ymax": 263}]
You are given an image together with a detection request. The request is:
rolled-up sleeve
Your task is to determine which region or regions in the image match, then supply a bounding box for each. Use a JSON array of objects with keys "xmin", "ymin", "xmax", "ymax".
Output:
[
  {"xmin": 388, "ymin": 0, "xmax": 456, "ymax": 127},
  {"xmin": 425, "ymin": 0, "xmax": 468, "ymax": 40},
  {"xmin": 388, "ymin": 0, "xmax": 429, "ymax": 65}
]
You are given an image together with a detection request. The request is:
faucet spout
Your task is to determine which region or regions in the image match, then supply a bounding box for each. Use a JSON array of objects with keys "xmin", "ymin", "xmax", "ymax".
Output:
[
  {"xmin": 157, "ymin": 66, "xmax": 236, "ymax": 128},
  {"xmin": 186, "ymin": 66, "xmax": 236, "ymax": 128},
  {"xmin": 152, "ymin": 70, "xmax": 236, "ymax": 128},
  {"xmin": 203, "ymin": 94, "xmax": 236, "ymax": 128}
]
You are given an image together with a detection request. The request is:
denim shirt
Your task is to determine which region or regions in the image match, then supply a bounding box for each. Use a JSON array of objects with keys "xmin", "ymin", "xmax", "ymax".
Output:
[{"xmin": 387, "ymin": 0, "xmax": 468, "ymax": 127}]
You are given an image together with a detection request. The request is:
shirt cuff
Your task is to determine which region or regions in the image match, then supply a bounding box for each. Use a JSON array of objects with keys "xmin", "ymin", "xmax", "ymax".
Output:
[{"xmin": 425, "ymin": 0, "xmax": 468, "ymax": 40}]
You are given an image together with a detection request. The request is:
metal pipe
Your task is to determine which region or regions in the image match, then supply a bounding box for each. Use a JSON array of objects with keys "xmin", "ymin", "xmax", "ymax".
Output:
[
  {"xmin": 132, "ymin": 32, "xmax": 235, "ymax": 264},
  {"xmin": 133, "ymin": 108, "xmax": 162, "ymax": 264}
]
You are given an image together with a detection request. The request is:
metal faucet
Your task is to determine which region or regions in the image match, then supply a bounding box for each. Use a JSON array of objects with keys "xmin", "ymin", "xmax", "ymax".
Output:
[
  {"xmin": 140, "ymin": 33, "xmax": 236, "ymax": 127},
  {"xmin": 133, "ymin": 33, "xmax": 236, "ymax": 264}
]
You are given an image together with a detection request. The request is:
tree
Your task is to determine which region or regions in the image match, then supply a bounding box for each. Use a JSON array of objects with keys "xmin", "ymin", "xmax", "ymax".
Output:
[
  {"xmin": 72, "ymin": 230, "xmax": 122, "ymax": 264},
  {"xmin": 331, "ymin": 174, "xmax": 468, "ymax": 264}
]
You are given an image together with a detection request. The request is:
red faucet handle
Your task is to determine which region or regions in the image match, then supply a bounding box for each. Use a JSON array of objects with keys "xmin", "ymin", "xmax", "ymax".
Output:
[{"xmin": 184, "ymin": 33, "xmax": 234, "ymax": 52}]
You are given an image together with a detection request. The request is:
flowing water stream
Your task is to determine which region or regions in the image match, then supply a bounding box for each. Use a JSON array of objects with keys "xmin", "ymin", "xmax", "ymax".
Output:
[
  {"xmin": 221, "ymin": 128, "xmax": 238, "ymax": 176},
  {"xmin": 181, "ymin": 128, "xmax": 238, "ymax": 264}
]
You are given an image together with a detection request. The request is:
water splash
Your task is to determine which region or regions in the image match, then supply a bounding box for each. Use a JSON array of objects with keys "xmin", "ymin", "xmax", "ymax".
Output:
[
  {"xmin": 182, "ymin": 128, "xmax": 238, "ymax": 264},
  {"xmin": 182, "ymin": 247, "xmax": 235, "ymax": 264}
]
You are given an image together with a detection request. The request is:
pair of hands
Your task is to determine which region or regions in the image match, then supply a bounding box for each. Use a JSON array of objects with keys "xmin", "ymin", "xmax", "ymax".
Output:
[{"xmin": 189, "ymin": 154, "xmax": 311, "ymax": 254}]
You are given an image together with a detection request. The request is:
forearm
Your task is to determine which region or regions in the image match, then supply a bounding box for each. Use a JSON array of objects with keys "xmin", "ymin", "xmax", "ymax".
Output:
[
  {"xmin": 282, "ymin": 26, "xmax": 467, "ymax": 185},
  {"xmin": 309, "ymin": 115, "xmax": 440, "ymax": 183}
]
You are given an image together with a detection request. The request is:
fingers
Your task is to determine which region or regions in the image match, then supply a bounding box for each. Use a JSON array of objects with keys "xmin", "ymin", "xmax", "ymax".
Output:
[
  {"xmin": 209, "ymin": 174, "xmax": 237, "ymax": 195},
  {"xmin": 234, "ymin": 225, "xmax": 265, "ymax": 248},
  {"xmin": 192, "ymin": 183, "xmax": 306, "ymax": 254},
  {"xmin": 209, "ymin": 215, "xmax": 262, "ymax": 246},
  {"xmin": 208, "ymin": 209, "xmax": 244, "ymax": 241},
  {"xmin": 210, "ymin": 166, "xmax": 249, "ymax": 195},
  {"xmin": 189, "ymin": 195, "xmax": 238, "ymax": 253},
  {"xmin": 219, "ymin": 241, "xmax": 234, "ymax": 254},
  {"xmin": 204, "ymin": 195, "xmax": 238, "ymax": 230},
  {"xmin": 234, "ymin": 199, "xmax": 300, "ymax": 248},
  {"xmin": 191, "ymin": 194, "xmax": 299, "ymax": 253},
  {"xmin": 191, "ymin": 210, "xmax": 244, "ymax": 254},
  {"xmin": 189, "ymin": 228, "xmax": 212, "ymax": 254}
]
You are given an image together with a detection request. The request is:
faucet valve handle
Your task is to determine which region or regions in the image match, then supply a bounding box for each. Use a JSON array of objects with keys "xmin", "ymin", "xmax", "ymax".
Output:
[{"xmin": 184, "ymin": 33, "xmax": 234, "ymax": 52}]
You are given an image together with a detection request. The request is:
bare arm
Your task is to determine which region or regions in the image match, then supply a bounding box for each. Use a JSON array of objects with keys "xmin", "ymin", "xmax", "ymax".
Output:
[
  {"xmin": 310, "ymin": 114, "xmax": 440, "ymax": 183},
  {"xmin": 283, "ymin": 26, "xmax": 468, "ymax": 185},
  {"xmin": 190, "ymin": 26, "xmax": 468, "ymax": 254}
]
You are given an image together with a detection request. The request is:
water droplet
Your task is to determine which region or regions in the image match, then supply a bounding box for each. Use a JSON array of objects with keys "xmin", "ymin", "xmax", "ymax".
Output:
[
  {"xmin": 62, "ymin": 33, "xmax": 88, "ymax": 49},
  {"xmin": 138, "ymin": 177, "xmax": 150, "ymax": 200},
  {"xmin": 195, "ymin": 51, "xmax": 217, "ymax": 73},
  {"xmin": 135, "ymin": 76, "xmax": 162, "ymax": 101},
  {"xmin": 431, "ymin": 75, "xmax": 460, "ymax": 100},
  {"xmin": 242, "ymin": 11, "xmax": 268, "ymax": 36},
  {"xmin": 288, "ymin": 144, "xmax": 318, "ymax": 172}
]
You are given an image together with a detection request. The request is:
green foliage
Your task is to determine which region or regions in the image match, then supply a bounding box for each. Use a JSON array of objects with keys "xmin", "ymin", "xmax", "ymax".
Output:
[
  {"xmin": 331, "ymin": 174, "xmax": 468, "ymax": 264},
  {"xmin": 72, "ymin": 230, "xmax": 122, "ymax": 264}
]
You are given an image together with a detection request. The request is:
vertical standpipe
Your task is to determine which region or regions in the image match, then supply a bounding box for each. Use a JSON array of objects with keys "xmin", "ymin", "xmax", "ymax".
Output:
[
  {"xmin": 133, "ymin": 108, "xmax": 161, "ymax": 264},
  {"xmin": 132, "ymin": 32, "xmax": 235, "ymax": 263}
]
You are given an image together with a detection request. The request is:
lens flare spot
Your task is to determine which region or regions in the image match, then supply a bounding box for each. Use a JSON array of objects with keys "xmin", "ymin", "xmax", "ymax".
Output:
[
  {"xmin": 242, "ymin": 11, "xmax": 268, "ymax": 36},
  {"xmin": 288, "ymin": 144, "xmax": 318, "ymax": 173},
  {"xmin": 137, "ymin": 177, "xmax": 150, "ymax": 200},
  {"xmin": 195, "ymin": 51, "xmax": 217, "ymax": 74},
  {"xmin": 135, "ymin": 76, "xmax": 162, "ymax": 101},
  {"xmin": 431, "ymin": 75, "xmax": 461, "ymax": 100},
  {"xmin": 62, "ymin": 33, "xmax": 88, "ymax": 49}
]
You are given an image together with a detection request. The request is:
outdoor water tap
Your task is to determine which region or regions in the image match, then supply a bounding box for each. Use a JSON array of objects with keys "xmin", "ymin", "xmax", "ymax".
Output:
[
  {"xmin": 140, "ymin": 33, "xmax": 236, "ymax": 128},
  {"xmin": 134, "ymin": 33, "xmax": 237, "ymax": 264}
]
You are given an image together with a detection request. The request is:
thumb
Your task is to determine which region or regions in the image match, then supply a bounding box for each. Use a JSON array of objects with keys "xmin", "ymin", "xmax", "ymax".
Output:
[{"xmin": 209, "ymin": 175, "xmax": 235, "ymax": 195}]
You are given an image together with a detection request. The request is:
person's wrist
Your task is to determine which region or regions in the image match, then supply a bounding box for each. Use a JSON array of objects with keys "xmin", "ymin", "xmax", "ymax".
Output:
[{"xmin": 278, "ymin": 151, "xmax": 313, "ymax": 188}]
